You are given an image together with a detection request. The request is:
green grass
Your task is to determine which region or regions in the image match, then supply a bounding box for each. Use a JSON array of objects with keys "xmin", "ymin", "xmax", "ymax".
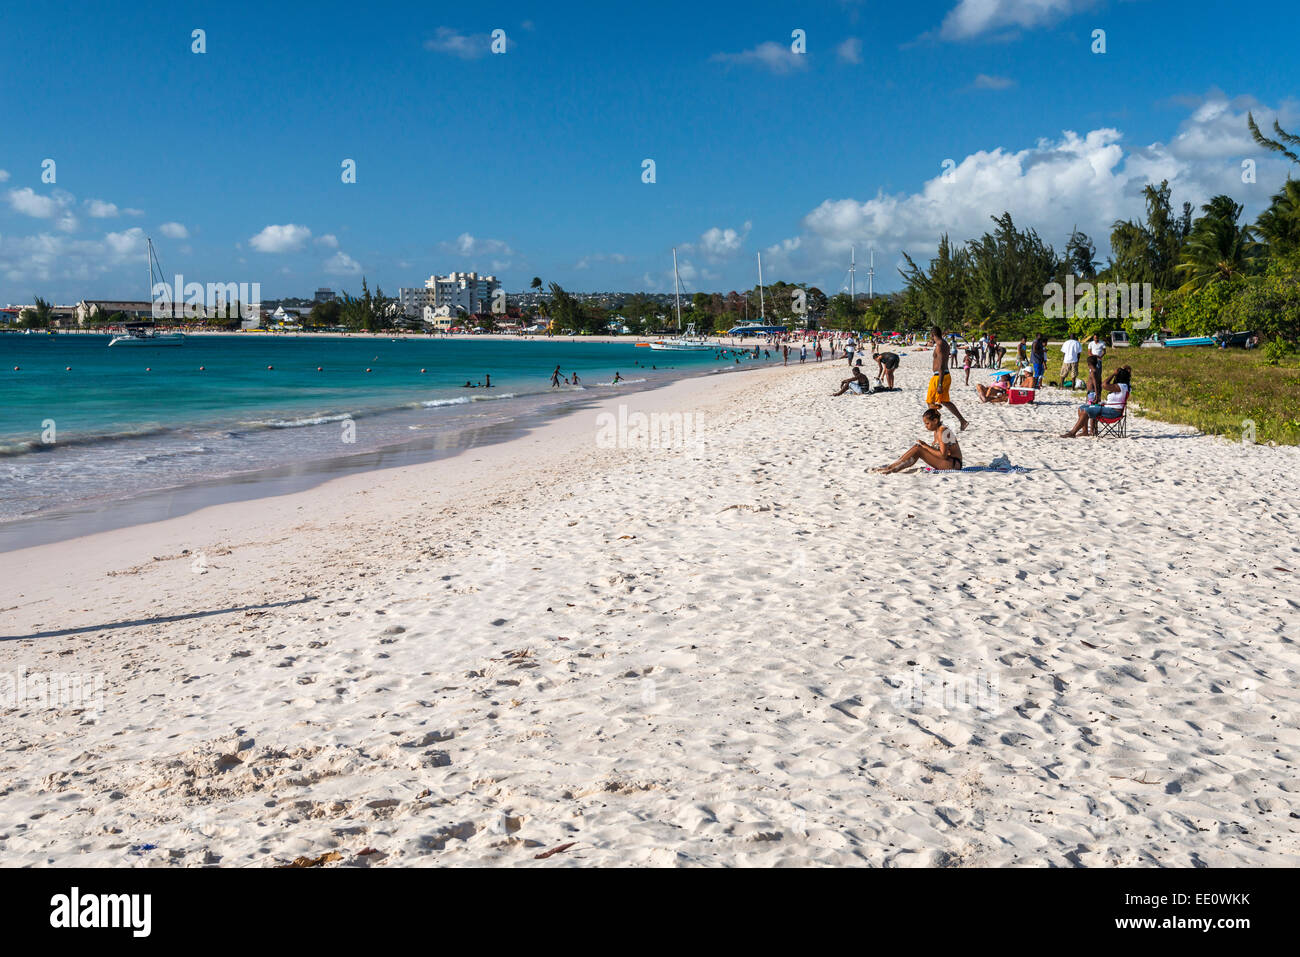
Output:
[{"xmin": 1069, "ymin": 347, "xmax": 1300, "ymax": 445}]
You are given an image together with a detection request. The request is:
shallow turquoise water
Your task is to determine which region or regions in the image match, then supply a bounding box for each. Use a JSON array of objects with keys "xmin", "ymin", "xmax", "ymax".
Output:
[{"xmin": 0, "ymin": 333, "xmax": 763, "ymax": 525}]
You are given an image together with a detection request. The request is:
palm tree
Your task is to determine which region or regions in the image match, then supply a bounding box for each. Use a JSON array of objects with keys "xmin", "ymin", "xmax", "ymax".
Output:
[
  {"xmin": 530, "ymin": 276, "xmax": 543, "ymax": 293},
  {"xmin": 1175, "ymin": 195, "xmax": 1260, "ymax": 290},
  {"xmin": 1255, "ymin": 179, "xmax": 1300, "ymax": 258},
  {"xmin": 1248, "ymin": 112, "xmax": 1300, "ymax": 164}
]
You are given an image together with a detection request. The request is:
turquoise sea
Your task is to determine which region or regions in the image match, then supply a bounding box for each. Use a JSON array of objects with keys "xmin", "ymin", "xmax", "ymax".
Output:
[{"xmin": 0, "ymin": 333, "xmax": 766, "ymax": 539}]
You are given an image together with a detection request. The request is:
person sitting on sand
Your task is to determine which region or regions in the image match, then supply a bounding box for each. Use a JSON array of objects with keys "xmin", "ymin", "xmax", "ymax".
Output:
[
  {"xmin": 871, "ymin": 409, "xmax": 963, "ymax": 473},
  {"xmin": 976, "ymin": 370, "xmax": 1015, "ymax": 403},
  {"xmin": 1062, "ymin": 366, "xmax": 1131, "ymax": 437},
  {"xmin": 831, "ymin": 364, "xmax": 872, "ymax": 396}
]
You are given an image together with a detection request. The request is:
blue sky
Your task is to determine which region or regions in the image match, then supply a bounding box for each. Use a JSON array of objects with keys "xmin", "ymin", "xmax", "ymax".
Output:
[{"xmin": 1, "ymin": 0, "xmax": 1297, "ymax": 303}]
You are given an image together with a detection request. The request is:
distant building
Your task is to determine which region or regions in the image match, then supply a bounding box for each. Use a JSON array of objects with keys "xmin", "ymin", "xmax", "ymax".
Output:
[
  {"xmin": 4, "ymin": 304, "xmax": 77, "ymax": 326},
  {"xmin": 398, "ymin": 287, "xmax": 429, "ymax": 318},
  {"xmin": 74, "ymin": 301, "xmax": 157, "ymax": 325},
  {"xmin": 426, "ymin": 271, "xmax": 500, "ymax": 317},
  {"xmin": 314, "ymin": 287, "xmax": 336, "ymax": 302}
]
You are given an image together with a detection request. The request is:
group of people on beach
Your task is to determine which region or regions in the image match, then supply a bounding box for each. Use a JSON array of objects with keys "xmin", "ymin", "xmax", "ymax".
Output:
[{"xmin": 865, "ymin": 326, "xmax": 1134, "ymax": 473}]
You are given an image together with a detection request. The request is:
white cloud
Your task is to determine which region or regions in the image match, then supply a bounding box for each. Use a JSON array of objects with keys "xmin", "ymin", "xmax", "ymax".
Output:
[
  {"xmin": 424, "ymin": 27, "xmax": 503, "ymax": 59},
  {"xmin": 685, "ymin": 222, "xmax": 752, "ymax": 261},
  {"xmin": 937, "ymin": 0, "xmax": 1093, "ymax": 41},
  {"xmin": 441, "ymin": 232, "xmax": 514, "ymax": 258},
  {"xmin": 105, "ymin": 227, "xmax": 147, "ymax": 258},
  {"xmin": 315, "ymin": 233, "xmax": 339, "ymax": 248},
  {"xmin": 711, "ymin": 41, "xmax": 807, "ymax": 74},
  {"xmin": 0, "ymin": 169, "xmax": 9, "ymax": 182},
  {"xmin": 760, "ymin": 93, "xmax": 1299, "ymax": 289},
  {"xmin": 84, "ymin": 199, "xmax": 120, "ymax": 218},
  {"xmin": 575, "ymin": 252, "xmax": 629, "ymax": 270},
  {"xmin": 159, "ymin": 221, "xmax": 189, "ymax": 239},
  {"xmin": 0, "ymin": 227, "xmax": 146, "ymax": 284},
  {"xmin": 7, "ymin": 188, "xmax": 79, "ymax": 232},
  {"xmin": 249, "ymin": 223, "xmax": 312, "ymax": 253},
  {"xmin": 837, "ymin": 37, "xmax": 863, "ymax": 64},
  {"xmin": 323, "ymin": 251, "xmax": 362, "ymax": 275},
  {"xmin": 971, "ymin": 73, "xmax": 1015, "ymax": 90},
  {"xmin": 8, "ymin": 187, "xmax": 64, "ymax": 219}
]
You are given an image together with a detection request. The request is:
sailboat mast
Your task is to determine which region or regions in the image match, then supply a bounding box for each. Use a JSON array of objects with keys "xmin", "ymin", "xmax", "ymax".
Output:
[
  {"xmin": 672, "ymin": 246, "xmax": 682, "ymax": 331},
  {"xmin": 850, "ymin": 245, "xmax": 856, "ymax": 303},
  {"xmin": 757, "ymin": 252, "xmax": 765, "ymax": 321},
  {"xmin": 868, "ymin": 249, "xmax": 875, "ymax": 301}
]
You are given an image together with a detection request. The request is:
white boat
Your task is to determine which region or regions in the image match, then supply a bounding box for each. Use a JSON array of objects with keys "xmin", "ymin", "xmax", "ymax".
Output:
[
  {"xmin": 109, "ymin": 237, "xmax": 184, "ymax": 347},
  {"xmin": 649, "ymin": 248, "xmax": 712, "ymax": 351},
  {"xmin": 109, "ymin": 324, "xmax": 184, "ymax": 346}
]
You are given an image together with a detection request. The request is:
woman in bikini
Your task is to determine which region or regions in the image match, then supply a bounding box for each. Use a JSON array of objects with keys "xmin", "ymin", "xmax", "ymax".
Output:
[{"xmin": 871, "ymin": 409, "xmax": 963, "ymax": 473}]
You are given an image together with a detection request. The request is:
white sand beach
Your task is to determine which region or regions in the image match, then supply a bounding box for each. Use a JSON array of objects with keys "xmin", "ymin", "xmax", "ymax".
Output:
[{"xmin": 3, "ymin": 354, "xmax": 1298, "ymax": 867}]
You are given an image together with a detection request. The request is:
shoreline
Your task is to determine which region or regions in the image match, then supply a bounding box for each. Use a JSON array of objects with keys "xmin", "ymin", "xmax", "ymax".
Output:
[
  {"xmin": 0, "ymin": 362, "xmax": 752, "ymax": 551},
  {"xmin": 4, "ymin": 357, "xmax": 1299, "ymax": 866}
]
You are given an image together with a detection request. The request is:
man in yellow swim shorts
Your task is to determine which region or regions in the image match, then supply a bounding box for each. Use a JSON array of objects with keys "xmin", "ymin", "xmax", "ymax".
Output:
[{"xmin": 928, "ymin": 326, "xmax": 969, "ymax": 430}]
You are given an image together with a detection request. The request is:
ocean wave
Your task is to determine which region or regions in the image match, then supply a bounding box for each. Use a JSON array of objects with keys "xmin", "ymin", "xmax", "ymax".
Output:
[{"xmin": 0, "ymin": 425, "xmax": 173, "ymax": 458}]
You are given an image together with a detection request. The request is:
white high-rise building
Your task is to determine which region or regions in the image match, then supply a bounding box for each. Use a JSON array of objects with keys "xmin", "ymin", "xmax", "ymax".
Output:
[
  {"xmin": 426, "ymin": 271, "xmax": 499, "ymax": 316},
  {"xmin": 398, "ymin": 287, "xmax": 429, "ymax": 318}
]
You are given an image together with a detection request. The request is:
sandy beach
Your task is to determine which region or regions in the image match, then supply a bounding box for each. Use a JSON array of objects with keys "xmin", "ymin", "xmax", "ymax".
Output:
[{"xmin": 3, "ymin": 353, "xmax": 1298, "ymax": 867}]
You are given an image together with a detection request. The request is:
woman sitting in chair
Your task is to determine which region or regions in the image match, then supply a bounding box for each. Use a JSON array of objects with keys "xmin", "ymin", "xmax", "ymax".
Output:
[
  {"xmin": 871, "ymin": 409, "xmax": 963, "ymax": 473},
  {"xmin": 1062, "ymin": 366, "xmax": 1130, "ymax": 437}
]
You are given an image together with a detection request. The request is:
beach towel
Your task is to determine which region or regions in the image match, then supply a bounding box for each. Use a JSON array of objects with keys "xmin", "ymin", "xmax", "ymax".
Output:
[{"xmin": 923, "ymin": 453, "xmax": 1028, "ymax": 474}]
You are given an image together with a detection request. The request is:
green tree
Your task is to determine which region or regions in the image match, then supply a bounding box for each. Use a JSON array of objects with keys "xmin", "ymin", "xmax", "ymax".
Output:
[
  {"xmin": 963, "ymin": 212, "xmax": 1059, "ymax": 323},
  {"xmin": 1065, "ymin": 228, "xmax": 1098, "ymax": 280},
  {"xmin": 1175, "ymin": 195, "xmax": 1261, "ymax": 291},
  {"xmin": 1109, "ymin": 180, "xmax": 1193, "ymax": 290},
  {"xmin": 899, "ymin": 234, "xmax": 970, "ymax": 328},
  {"xmin": 19, "ymin": 296, "xmax": 54, "ymax": 328},
  {"xmin": 1247, "ymin": 112, "xmax": 1300, "ymax": 164},
  {"xmin": 1255, "ymin": 179, "xmax": 1300, "ymax": 259}
]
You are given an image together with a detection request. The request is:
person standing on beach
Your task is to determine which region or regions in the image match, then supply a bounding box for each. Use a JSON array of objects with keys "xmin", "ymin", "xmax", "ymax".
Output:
[
  {"xmin": 928, "ymin": 326, "xmax": 969, "ymax": 431},
  {"xmin": 1031, "ymin": 334, "xmax": 1047, "ymax": 388},
  {"xmin": 800, "ymin": 343, "xmax": 807, "ymax": 363},
  {"xmin": 1017, "ymin": 337, "xmax": 1028, "ymax": 368},
  {"xmin": 1088, "ymin": 334, "xmax": 1106, "ymax": 396},
  {"xmin": 845, "ymin": 337, "xmax": 856, "ymax": 366},
  {"xmin": 1060, "ymin": 334, "xmax": 1081, "ymax": 385}
]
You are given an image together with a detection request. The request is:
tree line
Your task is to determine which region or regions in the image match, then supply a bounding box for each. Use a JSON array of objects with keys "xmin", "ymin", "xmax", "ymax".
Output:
[{"xmin": 892, "ymin": 114, "xmax": 1300, "ymax": 351}]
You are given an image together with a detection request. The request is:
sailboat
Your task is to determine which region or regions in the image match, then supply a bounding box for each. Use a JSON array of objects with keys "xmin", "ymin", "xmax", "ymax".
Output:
[
  {"xmin": 649, "ymin": 247, "xmax": 711, "ymax": 350},
  {"xmin": 725, "ymin": 252, "xmax": 787, "ymax": 336},
  {"xmin": 109, "ymin": 238, "xmax": 185, "ymax": 347}
]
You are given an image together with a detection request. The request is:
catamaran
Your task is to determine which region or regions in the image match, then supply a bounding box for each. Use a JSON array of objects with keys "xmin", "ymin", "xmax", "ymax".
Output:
[
  {"xmin": 726, "ymin": 251, "xmax": 787, "ymax": 337},
  {"xmin": 649, "ymin": 248, "xmax": 711, "ymax": 351},
  {"xmin": 109, "ymin": 238, "xmax": 184, "ymax": 347}
]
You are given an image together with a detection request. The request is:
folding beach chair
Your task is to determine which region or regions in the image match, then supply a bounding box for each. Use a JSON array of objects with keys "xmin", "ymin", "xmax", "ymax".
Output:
[{"xmin": 1095, "ymin": 392, "xmax": 1129, "ymax": 438}]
